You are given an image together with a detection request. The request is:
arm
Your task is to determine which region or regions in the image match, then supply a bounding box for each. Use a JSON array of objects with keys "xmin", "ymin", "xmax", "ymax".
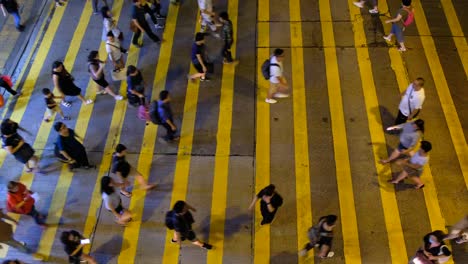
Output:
[
  {"xmin": 108, "ymin": 201, "xmax": 121, "ymax": 219},
  {"xmin": 385, "ymin": 14, "xmax": 402, "ymax": 24},
  {"xmin": 115, "ymin": 172, "xmax": 130, "ymax": 186},
  {"xmin": 69, "ymin": 244, "xmax": 84, "ymax": 257},
  {"xmin": 89, "ymin": 63, "xmax": 105, "ymax": 79},
  {"xmin": 132, "ymin": 19, "xmax": 145, "ymax": 32},
  {"xmin": 248, "ymin": 196, "xmax": 258, "ymax": 211},
  {"xmin": 278, "ymin": 76, "xmax": 288, "ymax": 85},
  {"xmin": 4, "ymin": 140, "xmax": 24, "ymax": 154},
  {"xmin": 166, "ymin": 119, "xmax": 177, "ymax": 130},
  {"xmin": 59, "ymin": 150, "xmax": 75, "ymax": 162},
  {"xmin": 262, "ymin": 195, "xmax": 276, "ymax": 213},
  {"xmin": 196, "ymin": 54, "xmax": 207, "ymax": 72},
  {"xmin": 407, "ymin": 109, "xmax": 420, "ymax": 120},
  {"xmin": 1, "ymin": 5, "xmax": 6, "ymax": 17},
  {"xmin": 186, "ymin": 203, "xmax": 196, "ymax": 212}
]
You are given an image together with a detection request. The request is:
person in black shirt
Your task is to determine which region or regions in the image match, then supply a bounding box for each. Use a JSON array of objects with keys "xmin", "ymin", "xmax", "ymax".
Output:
[
  {"xmin": 157, "ymin": 90, "xmax": 179, "ymax": 142},
  {"xmin": 300, "ymin": 215, "xmax": 337, "ymax": 258},
  {"xmin": 42, "ymin": 88, "xmax": 69, "ymax": 122},
  {"xmin": 248, "ymin": 184, "xmax": 283, "ymax": 225},
  {"xmin": 131, "ymin": 0, "xmax": 161, "ymax": 47},
  {"xmin": 111, "ymin": 144, "xmax": 156, "ymax": 197},
  {"xmin": 60, "ymin": 230, "xmax": 97, "ymax": 264},
  {"xmin": 126, "ymin": 65, "xmax": 146, "ymax": 106},
  {"xmin": 170, "ymin": 201, "xmax": 213, "ymax": 250},
  {"xmin": 1, "ymin": 0, "xmax": 24, "ymax": 31},
  {"xmin": 188, "ymin": 33, "xmax": 212, "ymax": 81},
  {"xmin": 420, "ymin": 230, "xmax": 451, "ymax": 263},
  {"xmin": 53, "ymin": 122, "xmax": 93, "ymax": 170}
]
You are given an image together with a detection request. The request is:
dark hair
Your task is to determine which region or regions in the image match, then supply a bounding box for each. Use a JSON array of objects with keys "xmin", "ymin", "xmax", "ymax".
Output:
[
  {"xmin": 88, "ymin": 51, "xmax": 99, "ymax": 62},
  {"xmin": 42, "ymin": 88, "xmax": 51, "ymax": 95},
  {"xmin": 54, "ymin": 121, "xmax": 64, "ymax": 132},
  {"xmin": 195, "ymin": 32, "xmax": 205, "ymax": 42},
  {"xmin": 115, "ymin": 144, "xmax": 127, "ymax": 153},
  {"xmin": 415, "ymin": 77, "xmax": 425, "ymax": 87},
  {"xmin": 402, "ymin": 0, "xmax": 412, "ymax": 6},
  {"xmin": 106, "ymin": 31, "xmax": 114, "ymax": 38},
  {"xmin": 159, "ymin": 90, "xmax": 169, "ymax": 101},
  {"xmin": 219, "ymin": 11, "xmax": 229, "ymax": 20},
  {"xmin": 173, "ymin": 200, "xmax": 186, "ymax": 214},
  {"xmin": 420, "ymin": 140, "xmax": 432, "ymax": 152},
  {"xmin": 263, "ymin": 184, "xmax": 276, "ymax": 196},
  {"xmin": 127, "ymin": 65, "xmax": 137, "ymax": 76},
  {"xmin": 323, "ymin": 215, "xmax": 338, "ymax": 226},
  {"xmin": 52, "ymin": 61, "xmax": 63, "ymax": 71},
  {"xmin": 1, "ymin": 119, "xmax": 17, "ymax": 135},
  {"xmin": 7, "ymin": 181, "xmax": 18, "ymax": 192},
  {"xmin": 431, "ymin": 230, "xmax": 446, "ymax": 242},
  {"xmin": 414, "ymin": 119, "xmax": 424, "ymax": 133},
  {"xmin": 2, "ymin": 260, "xmax": 22, "ymax": 264},
  {"xmin": 274, "ymin": 48, "xmax": 284, "ymax": 57},
  {"xmin": 101, "ymin": 6, "xmax": 111, "ymax": 18},
  {"xmin": 100, "ymin": 176, "xmax": 115, "ymax": 195},
  {"xmin": 60, "ymin": 231, "xmax": 72, "ymax": 245}
]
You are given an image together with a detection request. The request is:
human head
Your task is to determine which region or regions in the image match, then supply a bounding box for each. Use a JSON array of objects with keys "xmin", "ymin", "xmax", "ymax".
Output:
[
  {"xmin": 420, "ymin": 140, "xmax": 432, "ymax": 153},
  {"xmin": 42, "ymin": 88, "xmax": 52, "ymax": 96},
  {"xmin": 159, "ymin": 90, "xmax": 170, "ymax": 101},
  {"xmin": 107, "ymin": 31, "xmax": 115, "ymax": 41},
  {"xmin": 263, "ymin": 184, "xmax": 276, "ymax": 196},
  {"xmin": 1, "ymin": 119, "xmax": 16, "ymax": 135},
  {"xmin": 52, "ymin": 61, "xmax": 64, "ymax": 72},
  {"xmin": 88, "ymin": 50, "xmax": 99, "ymax": 62},
  {"xmin": 324, "ymin": 215, "xmax": 338, "ymax": 226},
  {"xmin": 60, "ymin": 231, "xmax": 72, "ymax": 245},
  {"xmin": 402, "ymin": 0, "xmax": 411, "ymax": 7},
  {"xmin": 173, "ymin": 200, "xmax": 186, "ymax": 214},
  {"xmin": 7, "ymin": 181, "xmax": 19, "ymax": 193},
  {"xmin": 429, "ymin": 230, "xmax": 446, "ymax": 243},
  {"xmin": 54, "ymin": 121, "xmax": 66, "ymax": 132},
  {"xmin": 413, "ymin": 77, "xmax": 425, "ymax": 90},
  {"xmin": 127, "ymin": 65, "xmax": 138, "ymax": 76},
  {"xmin": 219, "ymin": 12, "xmax": 229, "ymax": 22},
  {"xmin": 274, "ymin": 48, "xmax": 285, "ymax": 62},
  {"xmin": 115, "ymin": 143, "xmax": 127, "ymax": 154},
  {"xmin": 101, "ymin": 6, "xmax": 111, "ymax": 18},
  {"xmin": 100, "ymin": 176, "xmax": 115, "ymax": 194},
  {"xmin": 414, "ymin": 119, "xmax": 424, "ymax": 133},
  {"xmin": 195, "ymin": 32, "xmax": 205, "ymax": 43},
  {"xmin": 2, "ymin": 259, "xmax": 24, "ymax": 264}
]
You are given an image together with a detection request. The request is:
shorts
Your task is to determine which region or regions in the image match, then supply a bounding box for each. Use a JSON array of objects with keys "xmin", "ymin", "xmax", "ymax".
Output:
[
  {"xmin": 318, "ymin": 236, "xmax": 333, "ymax": 247},
  {"xmin": 403, "ymin": 165, "xmax": 423, "ymax": 177},
  {"xmin": 181, "ymin": 230, "xmax": 196, "ymax": 241},
  {"xmin": 46, "ymin": 105, "xmax": 60, "ymax": 116},
  {"xmin": 93, "ymin": 75, "xmax": 109, "ymax": 88},
  {"xmin": 397, "ymin": 143, "xmax": 408, "ymax": 152},
  {"xmin": 391, "ymin": 24, "xmax": 404, "ymax": 43},
  {"xmin": 193, "ymin": 62, "xmax": 204, "ymax": 73},
  {"xmin": 14, "ymin": 143, "xmax": 35, "ymax": 164}
]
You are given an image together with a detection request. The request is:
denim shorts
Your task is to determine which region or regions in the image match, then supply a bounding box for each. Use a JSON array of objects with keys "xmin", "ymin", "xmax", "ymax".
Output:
[{"xmin": 391, "ymin": 24, "xmax": 404, "ymax": 43}]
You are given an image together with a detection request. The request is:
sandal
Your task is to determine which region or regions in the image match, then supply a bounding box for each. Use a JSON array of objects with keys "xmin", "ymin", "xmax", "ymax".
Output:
[
  {"xmin": 414, "ymin": 184, "xmax": 425, "ymax": 190},
  {"xmin": 85, "ymin": 99, "xmax": 93, "ymax": 105}
]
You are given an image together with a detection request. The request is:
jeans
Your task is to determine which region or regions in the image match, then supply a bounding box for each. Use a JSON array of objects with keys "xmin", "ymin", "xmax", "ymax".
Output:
[
  {"xmin": 27, "ymin": 206, "xmax": 45, "ymax": 225},
  {"xmin": 10, "ymin": 11, "xmax": 21, "ymax": 28},
  {"xmin": 132, "ymin": 21, "xmax": 160, "ymax": 44},
  {"xmin": 2, "ymin": 238, "xmax": 29, "ymax": 253}
]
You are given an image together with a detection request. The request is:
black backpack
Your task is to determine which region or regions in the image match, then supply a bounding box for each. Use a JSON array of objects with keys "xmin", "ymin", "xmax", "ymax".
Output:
[
  {"xmin": 149, "ymin": 100, "xmax": 163, "ymax": 125},
  {"xmin": 261, "ymin": 59, "xmax": 280, "ymax": 80},
  {"xmin": 165, "ymin": 210, "xmax": 176, "ymax": 230}
]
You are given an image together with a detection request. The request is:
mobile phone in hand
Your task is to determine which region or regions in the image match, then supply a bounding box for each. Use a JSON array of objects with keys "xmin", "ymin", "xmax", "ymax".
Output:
[{"xmin": 80, "ymin": 239, "xmax": 90, "ymax": 245}]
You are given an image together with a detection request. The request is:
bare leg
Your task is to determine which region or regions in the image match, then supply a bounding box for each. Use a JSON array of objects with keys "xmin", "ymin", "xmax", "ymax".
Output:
[
  {"xmin": 189, "ymin": 72, "xmax": 205, "ymax": 80},
  {"xmin": 81, "ymin": 254, "xmax": 97, "ymax": 264},
  {"xmin": 410, "ymin": 176, "xmax": 424, "ymax": 188},
  {"xmin": 381, "ymin": 149, "xmax": 401, "ymax": 164},
  {"xmin": 391, "ymin": 170, "xmax": 408, "ymax": 184},
  {"xmin": 318, "ymin": 245, "xmax": 330, "ymax": 258},
  {"xmin": 135, "ymin": 174, "xmax": 156, "ymax": 190}
]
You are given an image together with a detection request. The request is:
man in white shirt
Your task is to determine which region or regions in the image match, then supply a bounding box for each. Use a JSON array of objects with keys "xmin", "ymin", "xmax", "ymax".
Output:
[
  {"xmin": 197, "ymin": 0, "xmax": 217, "ymax": 33},
  {"xmin": 395, "ymin": 77, "xmax": 425, "ymax": 125},
  {"xmin": 266, "ymin": 48, "xmax": 289, "ymax": 104}
]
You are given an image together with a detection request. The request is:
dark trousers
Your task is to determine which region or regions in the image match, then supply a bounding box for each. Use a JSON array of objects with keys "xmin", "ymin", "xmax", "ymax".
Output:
[
  {"xmin": 223, "ymin": 41, "xmax": 233, "ymax": 62},
  {"xmin": 132, "ymin": 22, "xmax": 160, "ymax": 44},
  {"xmin": 260, "ymin": 208, "xmax": 276, "ymax": 225},
  {"xmin": 1, "ymin": 83, "xmax": 17, "ymax": 96},
  {"xmin": 92, "ymin": 0, "xmax": 108, "ymax": 12},
  {"xmin": 27, "ymin": 206, "xmax": 45, "ymax": 225},
  {"xmin": 162, "ymin": 122, "xmax": 176, "ymax": 141},
  {"xmin": 394, "ymin": 109, "xmax": 420, "ymax": 125}
]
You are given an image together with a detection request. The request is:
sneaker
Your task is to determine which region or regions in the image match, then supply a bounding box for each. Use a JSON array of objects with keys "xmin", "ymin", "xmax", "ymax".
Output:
[
  {"xmin": 383, "ymin": 35, "xmax": 392, "ymax": 42},
  {"xmin": 156, "ymin": 14, "xmax": 166, "ymax": 19},
  {"xmin": 369, "ymin": 8, "xmax": 379, "ymax": 14},
  {"xmin": 353, "ymin": 1, "xmax": 364, "ymax": 8},
  {"xmin": 44, "ymin": 118, "xmax": 50, "ymax": 122},
  {"xmin": 299, "ymin": 249, "xmax": 308, "ymax": 257},
  {"xmin": 155, "ymin": 24, "xmax": 165, "ymax": 29},
  {"xmin": 85, "ymin": 99, "xmax": 93, "ymax": 105},
  {"xmin": 56, "ymin": 2, "xmax": 64, "ymax": 6},
  {"xmin": 200, "ymin": 77, "xmax": 210, "ymax": 82},
  {"xmin": 114, "ymin": 95, "xmax": 124, "ymax": 100},
  {"xmin": 398, "ymin": 47, "xmax": 407, "ymax": 52},
  {"xmin": 62, "ymin": 116, "xmax": 71, "ymax": 120},
  {"xmin": 274, "ymin": 93, "xmax": 289, "ymax": 98},
  {"xmin": 265, "ymin": 98, "xmax": 277, "ymax": 104},
  {"xmin": 202, "ymin": 243, "xmax": 213, "ymax": 250},
  {"xmin": 16, "ymin": 25, "xmax": 25, "ymax": 32},
  {"xmin": 171, "ymin": 239, "xmax": 178, "ymax": 244}
]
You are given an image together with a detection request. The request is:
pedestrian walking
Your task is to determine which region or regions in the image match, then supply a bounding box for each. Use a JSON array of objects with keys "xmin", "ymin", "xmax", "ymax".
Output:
[
  {"xmin": 130, "ymin": 0, "xmax": 161, "ymax": 47},
  {"xmin": 89, "ymin": 0, "xmax": 108, "ymax": 15},
  {"xmin": 1, "ymin": 120, "xmax": 40, "ymax": 173},
  {"xmin": 60, "ymin": 230, "xmax": 97, "ymax": 264},
  {"xmin": 6, "ymin": 181, "xmax": 47, "ymax": 227},
  {"xmin": 147, "ymin": 0, "xmax": 165, "ymax": 19},
  {"xmin": 126, "ymin": 65, "xmax": 146, "ymax": 106},
  {"xmin": 0, "ymin": 0, "xmax": 24, "ymax": 31},
  {"xmin": 87, "ymin": 50, "xmax": 123, "ymax": 100},
  {"xmin": 381, "ymin": 119, "xmax": 424, "ymax": 164},
  {"xmin": 141, "ymin": 0, "xmax": 164, "ymax": 29},
  {"xmin": 219, "ymin": 11, "xmax": 235, "ymax": 64},
  {"xmin": 265, "ymin": 48, "xmax": 289, "ymax": 104},
  {"xmin": 52, "ymin": 61, "xmax": 93, "ymax": 107},
  {"xmin": 53, "ymin": 122, "xmax": 93, "ymax": 170},
  {"xmin": 0, "ymin": 74, "xmax": 20, "ymax": 97},
  {"xmin": 106, "ymin": 32, "xmax": 126, "ymax": 72},
  {"xmin": 248, "ymin": 184, "xmax": 283, "ymax": 225},
  {"xmin": 393, "ymin": 77, "xmax": 425, "ymax": 125},
  {"xmin": 410, "ymin": 230, "xmax": 451, "ymax": 264},
  {"xmin": 299, "ymin": 215, "xmax": 337, "ymax": 258},
  {"xmin": 0, "ymin": 209, "xmax": 30, "ymax": 254},
  {"xmin": 156, "ymin": 90, "xmax": 179, "ymax": 142},
  {"xmin": 112, "ymin": 143, "xmax": 156, "ymax": 198},
  {"xmin": 353, "ymin": 0, "xmax": 379, "ymax": 14},
  {"xmin": 100, "ymin": 176, "xmax": 132, "ymax": 226},
  {"xmin": 388, "ymin": 140, "xmax": 432, "ymax": 189},
  {"xmin": 188, "ymin": 33, "xmax": 213, "ymax": 81},
  {"xmin": 197, "ymin": 0, "xmax": 218, "ymax": 35},
  {"xmin": 445, "ymin": 215, "xmax": 468, "ymax": 244},
  {"xmin": 383, "ymin": 0, "xmax": 414, "ymax": 52},
  {"xmin": 166, "ymin": 200, "xmax": 213, "ymax": 250},
  {"xmin": 101, "ymin": 6, "xmax": 123, "ymax": 41},
  {"xmin": 42, "ymin": 88, "xmax": 70, "ymax": 122}
]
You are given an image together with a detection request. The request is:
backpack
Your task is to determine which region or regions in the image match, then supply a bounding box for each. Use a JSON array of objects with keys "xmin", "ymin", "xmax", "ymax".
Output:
[
  {"xmin": 261, "ymin": 59, "xmax": 280, "ymax": 80},
  {"xmin": 137, "ymin": 105, "xmax": 150, "ymax": 122},
  {"xmin": 149, "ymin": 100, "xmax": 163, "ymax": 125},
  {"xmin": 165, "ymin": 210, "xmax": 176, "ymax": 230},
  {"xmin": 307, "ymin": 219, "xmax": 326, "ymax": 246},
  {"xmin": 402, "ymin": 7, "xmax": 414, "ymax": 27}
]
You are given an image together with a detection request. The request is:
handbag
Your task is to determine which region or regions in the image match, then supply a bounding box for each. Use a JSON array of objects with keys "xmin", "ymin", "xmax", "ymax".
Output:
[
  {"xmin": 411, "ymin": 250, "xmax": 433, "ymax": 264},
  {"xmin": 130, "ymin": 21, "xmax": 138, "ymax": 32}
]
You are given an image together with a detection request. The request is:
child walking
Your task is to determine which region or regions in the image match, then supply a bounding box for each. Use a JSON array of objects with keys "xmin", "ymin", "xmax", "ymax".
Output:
[{"xmin": 42, "ymin": 88, "xmax": 69, "ymax": 122}]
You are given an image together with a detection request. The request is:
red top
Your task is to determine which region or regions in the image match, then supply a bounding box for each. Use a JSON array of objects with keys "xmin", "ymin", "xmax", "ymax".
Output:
[{"xmin": 6, "ymin": 182, "xmax": 34, "ymax": 214}]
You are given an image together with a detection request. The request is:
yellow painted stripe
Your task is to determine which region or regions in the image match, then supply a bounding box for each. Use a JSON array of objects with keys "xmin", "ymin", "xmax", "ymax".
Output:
[
  {"xmin": 161, "ymin": 15, "xmax": 202, "ymax": 264},
  {"xmin": 347, "ymin": 1, "xmax": 407, "ymax": 263},
  {"xmin": 319, "ymin": 0, "xmax": 361, "ymax": 263},
  {"xmin": 206, "ymin": 0, "xmax": 238, "ymax": 262},
  {"xmin": 81, "ymin": 1, "xmax": 139, "ymax": 253},
  {"xmin": 254, "ymin": 0, "xmax": 270, "ymax": 263},
  {"xmin": 0, "ymin": 4, "xmax": 66, "ymax": 258},
  {"xmin": 289, "ymin": 1, "xmax": 313, "ymax": 263},
  {"xmin": 118, "ymin": 4, "xmax": 180, "ymax": 263},
  {"xmin": 413, "ymin": 0, "xmax": 468, "ymax": 191},
  {"xmin": 440, "ymin": 0, "xmax": 468, "ymax": 79}
]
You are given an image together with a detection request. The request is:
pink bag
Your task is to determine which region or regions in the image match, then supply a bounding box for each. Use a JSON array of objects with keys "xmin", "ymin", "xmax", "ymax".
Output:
[{"xmin": 137, "ymin": 105, "xmax": 150, "ymax": 122}]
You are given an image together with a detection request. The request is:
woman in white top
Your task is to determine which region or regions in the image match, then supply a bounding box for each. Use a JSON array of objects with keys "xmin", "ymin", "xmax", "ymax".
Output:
[
  {"xmin": 101, "ymin": 176, "xmax": 132, "ymax": 225},
  {"xmin": 105, "ymin": 32, "xmax": 126, "ymax": 72},
  {"xmin": 101, "ymin": 6, "xmax": 122, "ymax": 42},
  {"xmin": 389, "ymin": 140, "xmax": 432, "ymax": 189}
]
